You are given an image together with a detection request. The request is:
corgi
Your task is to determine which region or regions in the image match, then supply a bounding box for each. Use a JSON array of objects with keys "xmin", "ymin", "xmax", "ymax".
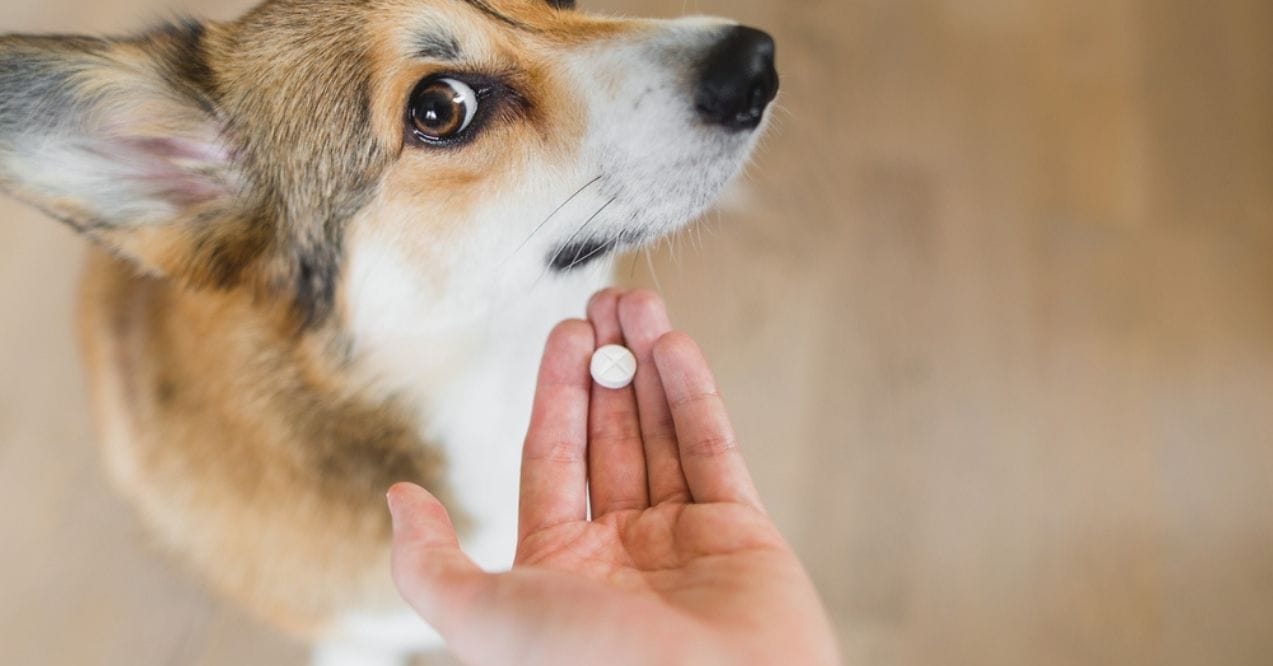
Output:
[{"xmin": 0, "ymin": 0, "xmax": 777, "ymax": 663}]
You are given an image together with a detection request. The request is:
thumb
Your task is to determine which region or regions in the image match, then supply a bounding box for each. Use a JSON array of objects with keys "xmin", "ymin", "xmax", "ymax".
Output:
[{"xmin": 387, "ymin": 482, "xmax": 493, "ymax": 638}]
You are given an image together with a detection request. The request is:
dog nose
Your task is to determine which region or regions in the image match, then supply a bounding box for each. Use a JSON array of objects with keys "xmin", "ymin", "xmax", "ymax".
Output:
[{"xmin": 695, "ymin": 26, "xmax": 779, "ymax": 131}]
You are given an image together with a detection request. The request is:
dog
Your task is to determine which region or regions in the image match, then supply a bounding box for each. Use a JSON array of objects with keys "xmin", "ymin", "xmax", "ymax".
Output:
[{"xmin": 0, "ymin": 0, "xmax": 777, "ymax": 662}]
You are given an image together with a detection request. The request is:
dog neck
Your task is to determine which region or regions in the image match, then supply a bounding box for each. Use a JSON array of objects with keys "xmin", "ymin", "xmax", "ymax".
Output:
[{"xmin": 338, "ymin": 233, "xmax": 613, "ymax": 413}]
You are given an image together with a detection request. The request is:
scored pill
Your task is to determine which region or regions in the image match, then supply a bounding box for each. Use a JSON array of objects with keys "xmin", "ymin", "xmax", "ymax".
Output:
[{"xmin": 590, "ymin": 344, "xmax": 637, "ymax": 390}]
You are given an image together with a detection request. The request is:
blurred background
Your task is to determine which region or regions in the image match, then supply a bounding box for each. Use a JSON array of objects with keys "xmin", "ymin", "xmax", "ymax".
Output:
[{"xmin": 2, "ymin": 0, "xmax": 1271, "ymax": 664}]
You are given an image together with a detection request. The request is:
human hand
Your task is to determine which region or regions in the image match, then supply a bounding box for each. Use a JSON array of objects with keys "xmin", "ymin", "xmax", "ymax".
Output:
[{"xmin": 388, "ymin": 290, "xmax": 841, "ymax": 666}]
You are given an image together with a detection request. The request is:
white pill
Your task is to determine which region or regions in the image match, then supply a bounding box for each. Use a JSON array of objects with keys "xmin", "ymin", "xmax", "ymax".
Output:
[{"xmin": 590, "ymin": 344, "xmax": 637, "ymax": 390}]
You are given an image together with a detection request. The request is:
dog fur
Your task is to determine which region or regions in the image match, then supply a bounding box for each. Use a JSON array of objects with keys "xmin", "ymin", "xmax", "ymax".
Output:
[{"xmin": 1, "ymin": 0, "xmax": 771, "ymax": 661}]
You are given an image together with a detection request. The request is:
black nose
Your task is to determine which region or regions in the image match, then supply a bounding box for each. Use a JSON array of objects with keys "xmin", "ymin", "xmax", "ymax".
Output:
[{"xmin": 695, "ymin": 26, "xmax": 779, "ymax": 131}]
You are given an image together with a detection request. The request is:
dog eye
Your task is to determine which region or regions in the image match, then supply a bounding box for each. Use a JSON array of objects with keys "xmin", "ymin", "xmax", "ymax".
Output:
[{"xmin": 409, "ymin": 78, "xmax": 478, "ymax": 142}]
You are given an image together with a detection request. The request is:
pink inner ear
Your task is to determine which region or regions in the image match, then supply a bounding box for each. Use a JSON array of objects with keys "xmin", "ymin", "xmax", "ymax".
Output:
[
  {"xmin": 97, "ymin": 135, "xmax": 232, "ymax": 208},
  {"xmin": 122, "ymin": 136, "xmax": 230, "ymax": 164}
]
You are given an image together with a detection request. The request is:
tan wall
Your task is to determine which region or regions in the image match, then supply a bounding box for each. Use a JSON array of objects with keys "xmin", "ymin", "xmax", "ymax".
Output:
[{"xmin": 2, "ymin": 0, "xmax": 1270, "ymax": 664}]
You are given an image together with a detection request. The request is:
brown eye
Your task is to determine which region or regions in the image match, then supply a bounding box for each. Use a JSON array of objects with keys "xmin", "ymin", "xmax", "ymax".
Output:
[{"xmin": 409, "ymin": 77, "xmax": 478, "ymax": 142}]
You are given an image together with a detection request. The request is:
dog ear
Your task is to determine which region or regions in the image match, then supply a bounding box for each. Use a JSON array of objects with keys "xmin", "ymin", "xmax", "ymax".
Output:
[{"xmin": 0, "ymin": 24, "xmax": 268, "ymax": 285}]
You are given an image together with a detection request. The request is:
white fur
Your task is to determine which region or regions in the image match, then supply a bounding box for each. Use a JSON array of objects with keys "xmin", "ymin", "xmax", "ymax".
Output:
[
  {"xmin": 326, "ymin": 15, "xmax": 770, "ymax": 664},
  {"xmin": 345, "ymin": 232, "xmax": 611, "ymax": 571}
]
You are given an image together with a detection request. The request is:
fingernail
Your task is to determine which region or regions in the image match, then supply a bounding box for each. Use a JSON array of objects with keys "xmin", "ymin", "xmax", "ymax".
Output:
[{"xmin": 386, "ymin": 486, "xmax": 402, "ymax": 521}]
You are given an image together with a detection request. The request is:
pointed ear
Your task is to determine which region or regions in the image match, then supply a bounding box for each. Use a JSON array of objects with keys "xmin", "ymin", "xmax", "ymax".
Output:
[{"xmin": 0, "ymin": 24, "xmax": 264, "ymax": 282}]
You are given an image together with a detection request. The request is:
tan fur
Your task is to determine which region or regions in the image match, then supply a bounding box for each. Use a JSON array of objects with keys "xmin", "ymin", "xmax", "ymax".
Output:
[
  {"xmin": 47, "ymin": 0, "xmax": 653, "ymax": 636},
  {"xmin": 3, "ymin": 0, "xmax": 742, "ymax": 642},
  {"xmin": 77, "ymin": 247, "xmax": 452, "ymax": 634}
]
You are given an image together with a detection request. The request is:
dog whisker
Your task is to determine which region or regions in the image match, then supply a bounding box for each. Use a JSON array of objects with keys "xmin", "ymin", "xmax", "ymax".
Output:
[
  {"xmin": 552, "ymin": 195, "xmax": 616, "ymax": 265},
  {"xmin": 509, "ymin": 174, "xmax": 603, "ymax": 260},
  {"xmin": 531, "ymin": 195, "xmax": 618, "ymax": 288},
  {"xmin": 644, "ymin": 246, "xmax": 663, "ymax": 293},
  {"xmin": 564, "ymin": 234, "xmax": 619, "ymax": 271}
]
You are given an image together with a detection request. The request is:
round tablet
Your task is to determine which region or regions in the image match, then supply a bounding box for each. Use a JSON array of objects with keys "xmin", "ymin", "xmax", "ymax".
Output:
[{"xmin": 590, "ymin": 344, "xmax": 637, "ymax": 390}]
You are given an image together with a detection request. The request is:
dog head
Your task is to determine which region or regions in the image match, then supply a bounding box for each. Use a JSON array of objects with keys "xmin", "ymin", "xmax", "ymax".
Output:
[{"xmin": 0, "ymin": 0, "xmax": 778, "ymax": 329}]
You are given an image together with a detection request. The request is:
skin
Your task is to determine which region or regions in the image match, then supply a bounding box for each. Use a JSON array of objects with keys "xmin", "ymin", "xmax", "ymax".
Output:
[{"xmin": 387, "ymin": 289, "xmax": 842, "ymax": 666}]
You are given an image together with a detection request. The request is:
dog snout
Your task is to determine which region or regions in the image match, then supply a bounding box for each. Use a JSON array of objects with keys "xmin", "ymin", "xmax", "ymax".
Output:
[{"xmin": 694, "ymin": 26, "xmax": 779, "ymax": 131}]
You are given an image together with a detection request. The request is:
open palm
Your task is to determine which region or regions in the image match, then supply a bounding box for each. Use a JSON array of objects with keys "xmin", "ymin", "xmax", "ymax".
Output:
[{"xmin": 389, "ymin": 290, "xmax": 839, "ymax": 666}]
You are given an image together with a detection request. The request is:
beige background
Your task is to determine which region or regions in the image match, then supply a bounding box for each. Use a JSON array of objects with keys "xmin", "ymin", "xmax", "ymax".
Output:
[{"xmin": 2, "ymin": 0, "xmax": 1271, "ymax": 664}]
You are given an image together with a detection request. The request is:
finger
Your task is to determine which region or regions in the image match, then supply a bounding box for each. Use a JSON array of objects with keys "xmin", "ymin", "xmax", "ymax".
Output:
[
  {"xmin": 586, "ymin": 289, "xmax": 650, "ymax": 516},
  {"xmin": 519, "ymin": 319, "xmax": 595, "ymax": 541},
  {"xmin": 387, "ymin": 483, "xmax": 493, "ymax": 638},
  {"xmin": 653, "ymin": 332, "xmax": 763, "ymax": 510},
  {"xmin": 618, "ymin": 290, "xmax": 691, "ymax": 505}
]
